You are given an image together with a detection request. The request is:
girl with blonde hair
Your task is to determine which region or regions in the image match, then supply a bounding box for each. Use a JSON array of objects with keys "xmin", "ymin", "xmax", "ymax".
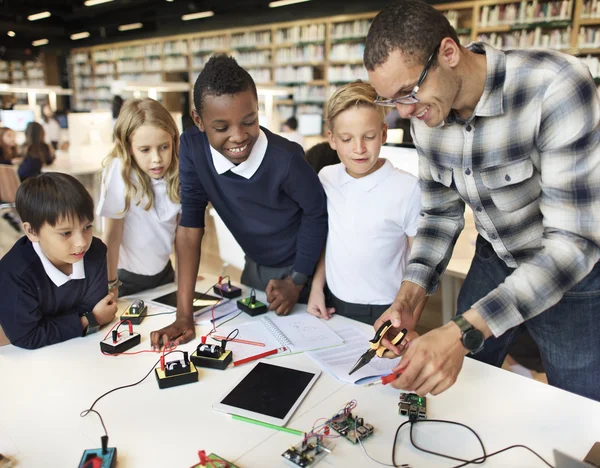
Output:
[{"xmin": 97, "ymin": 98, "xmax": 181, "ymax": 297}]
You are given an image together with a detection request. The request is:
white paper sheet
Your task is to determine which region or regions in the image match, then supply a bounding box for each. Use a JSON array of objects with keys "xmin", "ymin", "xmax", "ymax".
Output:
[{"xmin": 306, "ymin": 325, "xmax": 401, "ymax": 385}]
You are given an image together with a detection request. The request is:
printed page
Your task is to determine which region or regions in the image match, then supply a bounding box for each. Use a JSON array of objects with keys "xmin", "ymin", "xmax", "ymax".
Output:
[
  {"xmin": 306, "ymin": 325, "xmax": 401, "ymax": 385},
  {"xmin": 267, "ymin": 313, "xmax": 344, "ymax": 353}
]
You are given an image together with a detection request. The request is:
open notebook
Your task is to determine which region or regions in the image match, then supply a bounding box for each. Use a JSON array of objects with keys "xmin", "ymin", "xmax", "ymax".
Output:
[
  {"xmin": 306, "ymin": 325, "xmax": 402, "ymax": 385},
  {"xmin": 219, "ymin": 313, "xmax": 344, "ymax": 361}
]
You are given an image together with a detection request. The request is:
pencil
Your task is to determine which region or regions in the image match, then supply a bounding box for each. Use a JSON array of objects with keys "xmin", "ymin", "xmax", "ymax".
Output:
[
  {"xmin": 232, "ymin": 347, "xmax": 286, "ymax": 366},
  {"xmin": 232, "ymin": 414, "xmax": 304, "ymax": 436}
]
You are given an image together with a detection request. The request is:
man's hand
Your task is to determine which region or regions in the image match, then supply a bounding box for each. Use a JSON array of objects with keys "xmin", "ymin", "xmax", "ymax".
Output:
[
  {"xmin": 266, "ymin": 277, "xmax": 303, "ymax": 315},
  {"xmin": 374, "ymin": 282, "xmax": 427, "ymax": 355},
  {"xmin": 389, "ymin": 322, "xmax": 467, "ymax": 396},
  {"xmin": 307, "ymin": 288, "xmax": 335, "ymax": 320},
  {"xmin": 92, "ymin": 293, "xmax": 118, "ymax": 325},
  {"xmin": 150, "ymin": 316, "xmax": 195, "ymax": 351}
]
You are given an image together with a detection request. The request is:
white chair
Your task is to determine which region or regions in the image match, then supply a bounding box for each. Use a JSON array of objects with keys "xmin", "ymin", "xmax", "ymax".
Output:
[{"xmin": 208, "ymin": 208, "xmax": 246, "ymax": 272}]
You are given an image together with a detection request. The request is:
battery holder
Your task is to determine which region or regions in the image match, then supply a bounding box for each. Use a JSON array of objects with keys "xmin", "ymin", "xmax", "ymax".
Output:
[
  {"xmin": 191, "ymin": 342, "xmax": 233, "ymax": 370},
  {"xmin": 119, "ymin": 299, "xmax": 148, "ymax": 325},
  {"xmin": 78, "ymin": 437, "xmax": 117, "ymax": 468},
  {"xmin": 155, "ymin": 352, "xmax": 198, "ymax": 389},
  {"xmin": 237, "ymin": 289, "xmax": 267, "ymax": 316},
  {"xmin": 100, "ymin": 324, "xmax": 141, "ymax": 354},
  {"xmin": 213, "ymin": 282, "xmax": 242, "ymax": 299}
]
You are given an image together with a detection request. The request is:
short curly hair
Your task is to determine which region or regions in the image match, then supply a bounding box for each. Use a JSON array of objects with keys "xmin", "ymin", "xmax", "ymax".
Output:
[
  {"xmin": 193, "ymin": 55, "xmax": 258, "ymax": 115},
  {"xmin": 364, "ymin": 0, "xmax": 460, "ymax": 71}
]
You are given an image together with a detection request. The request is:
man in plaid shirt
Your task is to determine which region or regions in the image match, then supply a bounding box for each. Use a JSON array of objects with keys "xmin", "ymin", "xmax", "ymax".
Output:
[{"xmin": 364, "ymin": 0, "xmax": 600, "ymax": 401}]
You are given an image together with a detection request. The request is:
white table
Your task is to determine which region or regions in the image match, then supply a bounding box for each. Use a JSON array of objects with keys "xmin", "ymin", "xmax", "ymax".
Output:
[{"xmin": 1, "ymin": 277, "xmax": 599, "ymax": 468}]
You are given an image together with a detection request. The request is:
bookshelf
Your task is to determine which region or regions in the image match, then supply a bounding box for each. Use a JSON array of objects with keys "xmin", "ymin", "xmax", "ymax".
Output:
[
  {"xmin": 0, "ymin": 59, "xmax": 46, "ymax": 87},
  {"xmin": 70, "ymin": 0, "xmax": 600, "ymax": 124}
]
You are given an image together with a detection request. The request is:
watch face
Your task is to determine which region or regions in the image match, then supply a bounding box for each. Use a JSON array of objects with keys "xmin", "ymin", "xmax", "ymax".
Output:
[{"xmin": 463, "ymin": 329, "xmax": 484, "ymax": 351}]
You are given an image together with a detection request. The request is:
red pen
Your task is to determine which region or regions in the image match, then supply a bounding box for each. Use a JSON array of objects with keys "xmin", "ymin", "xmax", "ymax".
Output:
[
  {"xmin": 364, "ymin": 373, "xmax": 401, "ymax": 387},
  {"xmin": 232, "ymin": 347, "xmax": 287, "ymax": 367}
]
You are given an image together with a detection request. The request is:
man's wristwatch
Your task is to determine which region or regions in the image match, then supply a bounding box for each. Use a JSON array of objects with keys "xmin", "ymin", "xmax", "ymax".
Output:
[
  {"xmin": 80, "ymin": 311, "xmax": 100, "ymax": 336},
  {"xmin": 451, "ymin": 315, "xmax": 484, "ymax": 354},
  {"xmin": 289, "ymin": 270, "xmax": 309, "ymax": 286}
]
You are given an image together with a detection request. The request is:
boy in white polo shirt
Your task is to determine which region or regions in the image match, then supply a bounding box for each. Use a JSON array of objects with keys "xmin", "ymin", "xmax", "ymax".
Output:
[{"xmin": 307, "ymin": 81, "xmax": 422, "ymax": 325}]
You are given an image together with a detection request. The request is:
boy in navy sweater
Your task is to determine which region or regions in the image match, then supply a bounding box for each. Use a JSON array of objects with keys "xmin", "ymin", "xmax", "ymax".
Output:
[
  {"xmin": 151, "ymin": 55, "xmax": 328, "ymax": 349},
  {"xmin": 0, "ymin": 173, "xmax": 117, "ymax": 349}
]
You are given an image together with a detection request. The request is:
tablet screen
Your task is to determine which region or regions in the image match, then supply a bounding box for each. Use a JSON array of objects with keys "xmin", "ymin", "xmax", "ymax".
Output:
[
  {"xmin": 152, "ymin": 291, "xmax": 222, "ymax": 314},
  {"xmin": 215, "ymin": 362, "xmax": 319, "ymax": 424}
]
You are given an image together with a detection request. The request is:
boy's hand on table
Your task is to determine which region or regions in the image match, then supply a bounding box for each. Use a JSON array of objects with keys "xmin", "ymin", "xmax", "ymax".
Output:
[
  {"xmin": 150, "ymin": 316, "xmax": 195, "ymax": 351},
  {"xmin": 93, "ymin": 293, "xmax": 118, "ymax": 325},
  {"xmin": 306, "ymin": 289, "xmax": 335, "ymax": 320},
  {"xmin": 266, "ymin": 277, "xmax": 303, "ymax": 315}
]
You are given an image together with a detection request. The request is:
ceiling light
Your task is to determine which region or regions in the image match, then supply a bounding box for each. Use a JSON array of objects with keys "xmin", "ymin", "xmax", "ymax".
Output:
[
  {"xmin": 70, "ymin": 32, "xmax": 90, "ymax": 40},
  {"xmin": 32, "ymin": 38, "xmax": 49, "ymax": 47},
  {"xmin": 7, "ymin": 31, "xmax": 15, "ymax": 37},
  {"xmin": 181, "ymin": 10, "xmax": 214, "ymax": 21},
  {"xmin": 27, "ymin": 11, "xmax": 51, "ymax": 21},
  {"xmin": 84, "ymin": 0, "xmax": 114, "ymax": 6},
  {"xmin": 166, "ymin": 0, "xmax": 174, "ymax": 2},
  {"xmin": 269, "ymin": 0, "xmax": 311, "ymax": 6},
  {"xmin": 118, "ymin": 22, "xmax": 143, "ymax": 31}
]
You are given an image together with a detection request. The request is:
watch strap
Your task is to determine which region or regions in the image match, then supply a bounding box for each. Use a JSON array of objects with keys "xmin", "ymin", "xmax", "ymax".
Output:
[
  {"xmin": 81, "ymin": 311, "xmax": 100, "ymax": 336},
  {"xmin": 289, "ymin": 270, "xmax": 308, "ymax": 286},
  {"xmin": 452, "ymin": 315, "xmax": 473, "ymax": 333}
]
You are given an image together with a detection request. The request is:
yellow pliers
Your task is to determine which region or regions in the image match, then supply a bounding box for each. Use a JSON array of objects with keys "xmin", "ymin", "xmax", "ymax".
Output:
[{"xmin": 348, "ymin": 320, "xmax": 407, "ymax": 375}]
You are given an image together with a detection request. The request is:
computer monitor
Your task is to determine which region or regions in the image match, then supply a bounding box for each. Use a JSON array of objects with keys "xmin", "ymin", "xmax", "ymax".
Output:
[
  {"xmin": 67, "ymin": 112, "xmax": 113, "ymax": 147},
  {"xmin": 1, "ymin": 109, "xmax": 35, "ymax": 132}
]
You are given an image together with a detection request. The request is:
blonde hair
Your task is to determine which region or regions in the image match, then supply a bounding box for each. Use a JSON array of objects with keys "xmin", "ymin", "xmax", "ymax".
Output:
[
  {"xmin": 326, "ymin": 80, "xmax": 386, "ymax": 131},
  {"xmin": 105, "ymin": 98, "xmax": 180, "ymax": 212}
]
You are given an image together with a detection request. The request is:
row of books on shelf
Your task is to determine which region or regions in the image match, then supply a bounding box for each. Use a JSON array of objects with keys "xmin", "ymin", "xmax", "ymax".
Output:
[
  {"xmin": 231, "ymin": 31, "xmax": 271, "ymax": 48},
  {"xmin": 331, "ymin": 19, "xmax": 371, "ymax": 40},
  {"xmin": 191, "ymin": 36, "xmax": 228, "ymax": 53},
  {"xmin": 247, "ymin": 69, "xmax": 272, "ymax": 84},
  {"xmin": 579, "ymin": 26, "xmax": 600, "ymax": 47},
  {"xmin": 478, "ymin": 26, "xmax": 571, "ymax": 49},
  {"xmin": 581, "ymin": 55, "xmax": 600, "ymax": 76},
  {"xmin": 479, "ymin": 0, "xmax": 573, "ymax": 26},
  {"xmin": 275, "ymin": 24, "xmax": 326, "ymax": 44},
  {"xmin": 233, "ymin": 50, "xmax": 272, "ymax": 66},
  {"xmin": 164, "ymin": 56, "xmax": 188, "ymax": 70},
  {"xmin": 275, "ymin": 66, "xmax": 316, "ymax": 83},
  {"xmin": 328, "ymin": 65, "xmax": 369, "ymax": 82},
  {"xmin": 276, "ymin": 45, "xmax": 325, "ymax": 64},
  {"xmin": 582, "ymin": 0, "xmax": 600, "ymax": 18},
  {"xmin": 330, "ymin": 43, "xmax": 364, "ymax": 61}
]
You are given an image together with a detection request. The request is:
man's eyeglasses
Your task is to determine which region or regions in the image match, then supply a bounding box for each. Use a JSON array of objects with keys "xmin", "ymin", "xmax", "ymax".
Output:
[{"xmin": 374, "ymin": 45, "xmax": 440, "ymax": 107}]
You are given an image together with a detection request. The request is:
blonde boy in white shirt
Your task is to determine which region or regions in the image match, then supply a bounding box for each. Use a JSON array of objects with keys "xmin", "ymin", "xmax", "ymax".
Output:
[{"xmin": 307, "ymin": 81, "xmax": 422, "ymax": 325}]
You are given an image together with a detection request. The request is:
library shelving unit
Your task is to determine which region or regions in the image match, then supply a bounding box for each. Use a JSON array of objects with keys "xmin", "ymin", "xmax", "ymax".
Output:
[
  {"xmin": 70, "ymin": 0, "xmax": 600, "ymax": 124},
  {"xmin": 0, "ymin": 59, "xmax": 46, "ymax": 87}
]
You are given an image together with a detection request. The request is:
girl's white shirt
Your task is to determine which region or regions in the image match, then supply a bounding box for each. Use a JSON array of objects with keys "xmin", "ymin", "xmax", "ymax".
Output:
[{"xmin": 97, "ymin": 157, "xmax": 181, "ymax": 275}]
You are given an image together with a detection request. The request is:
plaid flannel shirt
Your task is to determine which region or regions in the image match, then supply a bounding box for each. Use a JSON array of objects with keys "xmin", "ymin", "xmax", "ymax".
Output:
[{"xmin": 406, "ymin": 43, "xmax": 600, "ymax": 337}]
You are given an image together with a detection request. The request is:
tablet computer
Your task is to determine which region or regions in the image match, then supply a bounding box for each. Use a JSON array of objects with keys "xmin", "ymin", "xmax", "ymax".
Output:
[
  {"xmin": 213, "ymin": 362, "xmax": 321, "ymax": 426},
  {"xmin": 151, "ymin": 291, "xmax": 229, "ymax": 317}
]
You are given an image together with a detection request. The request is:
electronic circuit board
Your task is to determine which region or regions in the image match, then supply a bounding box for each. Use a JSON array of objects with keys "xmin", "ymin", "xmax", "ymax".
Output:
[
  {"xmin": 282, "ymin": 436, "xmax": 334, "ymax": 467},
  {"xmin": 330, "ymin": 413, "xmax": 374, "ymax": 444},
  {"xmin": 399, "ymin": 393, "xmax": 427, "ymax": 421}
]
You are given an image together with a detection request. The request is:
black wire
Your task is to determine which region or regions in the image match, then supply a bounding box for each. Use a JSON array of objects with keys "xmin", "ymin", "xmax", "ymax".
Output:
[
  {"xmin": 449, "ymin": 445, "xmax": 555, "ymax": 468},
  {"xmin": 79, "ymin": 408, "xmax": 108, "ymax": 437},
  {"xmin": 409, "ymin": 419, "xmax": 486, "ymax": 464},
  {"xmin": 392, "ymin": 418, "xmax": 554, "ymax": 468},
  {"xmin": 85, "ymin": 350, "xmax": 185, "ymax": 413},
  {"xmin": 212, "ymin": 311, "xmax": 243, "ymax": 329}
]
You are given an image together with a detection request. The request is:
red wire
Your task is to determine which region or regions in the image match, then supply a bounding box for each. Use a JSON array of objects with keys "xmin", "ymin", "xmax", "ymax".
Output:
[{"xmin": 200, "ymin": 277, "xmax": 224, "ymax": 343}]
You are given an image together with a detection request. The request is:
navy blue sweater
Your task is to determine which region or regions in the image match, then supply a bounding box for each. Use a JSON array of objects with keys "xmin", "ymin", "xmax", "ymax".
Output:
[
  {"xmin": 0, "ymin": 236, "xmax": 108, "ymax": 349},
  {"xmin": 179, "ymin": 126, "xmax": 327, "ymax": 276}
]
